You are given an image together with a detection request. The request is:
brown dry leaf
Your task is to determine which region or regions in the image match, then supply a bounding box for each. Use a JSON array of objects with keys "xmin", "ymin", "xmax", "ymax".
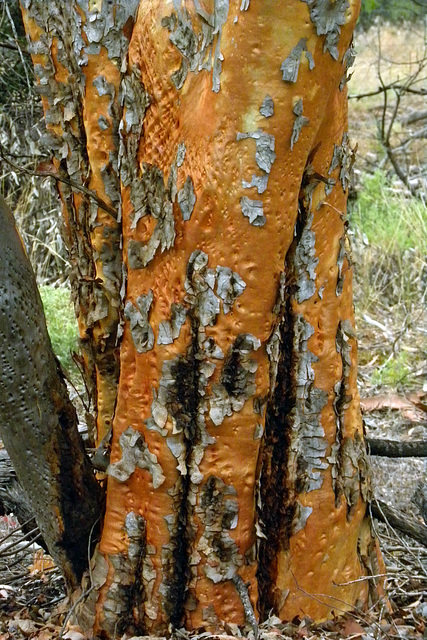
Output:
[
  {"xmin": 35, "ymin": 161, "xmax": 58, "ymax": 176},
  {"xmin": 62, "ymin": 630, "xmax": 86, "ymax": 640},
  {"xmin": 339, "ymin": 618, "xmax": 366, "ymax": 637},
  {"xmin": 30, "ymin": 550, "xmax": 56, "ymax": 575},
  {"xmin": 16, "ymin": 619, "xmax": 37, "ymax": 637},
  {"xmin": 360, "ymin": 392, "xmax": 427, "ymax": 421}
]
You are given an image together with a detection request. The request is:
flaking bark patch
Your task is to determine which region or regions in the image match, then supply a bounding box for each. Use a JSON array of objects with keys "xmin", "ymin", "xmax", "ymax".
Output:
[
  {"xmin": 185, "ymin": 250, "xmax": 220, "ymax": 326},
  {"xmin": 119, "ymin": 67, "xmax": 151, "ymax": 217},
  {"xmin": 260, "ymin": 95, "xmax": 274, "ymax": 118},
  {"xmin": 238, "ymin": 128, "xmax": 276, "ymax": 200},
  {"xmin": 237, "ymin": 130, "xmax": 276, "ymax": 174},
  {"xmin": 196, "ymin": 476, "xmax": 242, "ymax": 583},
  {"xmin": 178, "ymin": 176, "xmax": 196, "ymax": 221},
  {"xmin": 216, "ymin": 267, "xmax": 246, "ymax": 313},
  {"xmin": 127, "ymin": 164, "xmax": 176, "ymax": 268},
  {"xmin": 329, "ymin": 321, "xmax": 370, "ymax": 516},
  {"xmin": 336, "ymin": 233, "xmax": 352, "ymax": 296},
  {"xmin": 107, "ymin": 427, "xmax": 165, "ymax": 488},
  {"xmin": 340, "ymin": 40, "xmax": 356, "ymax": 90},
  {"xmin": 162, "ymin": 2, "xmax": 229, "ymax": 92},
  {"xmin": 124, "ymin": 291, "xmax": 155, "ymax": 353},
  {"xmin": 301, "ymin": 0, "xmax": 351, "ymax": 60},
  {"xmin": 100, "ymin": 513, "xmax": 147, "ymax": 636},
  {"xmin": 327, "ymin": 132, "xmax": 355, "ymax": 192},
  {"xmin": 158, "ymin": 303, "xmax": 187, "ymax": 346},
  {"xmin": 281, "ymin": 38, "xmax": 314, "ymax": 83},
  {"xmin": 291, "ymin": 99, "xmax": 310, "ymax": 149},
  {"xmin": 209, "ymin": 334, "xmax": 261, "ymax": 426},
  {"xmin": 240, "ymin": 197, "xmax": 266, "ymax": 226}
]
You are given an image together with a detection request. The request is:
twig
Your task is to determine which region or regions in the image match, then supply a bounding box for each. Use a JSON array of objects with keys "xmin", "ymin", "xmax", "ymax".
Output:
[
  {"xmin": 0, "ymin": 146, "xmax": 117, "ymax": 218},
  {"xmin": 370, "ymin": 499, "xmax": 427, "ymax": 548},
  {"xmin": 0, "ymin": 526, "xmax": 40, "ymax": 555},
  {"xmin": 232, "ymin": 574, "xmax": 259, "ymax": 639},
  {"xmin": 0, "ymin": 516, "xmax": 36, "ymax": 546},
  {"xmin": 58, "ymin": 585, "xmax": 95, "ymax": 638},
  {"xmin": 350, "ymin": 85, "xmax": 427, "ymax": 100}
]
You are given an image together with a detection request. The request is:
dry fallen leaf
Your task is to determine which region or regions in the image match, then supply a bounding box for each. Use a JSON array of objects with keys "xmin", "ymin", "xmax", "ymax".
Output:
[
  {"xmin": 16, "ymin": 619, "xmax": 37, "ymax": 637},
  {"xmin": 360, "ymin": 392, "xmax": 427, "ymax": 421},
  {"xmin": 339, "ymin": 618, "xmax": 366, "ymax": 637}
]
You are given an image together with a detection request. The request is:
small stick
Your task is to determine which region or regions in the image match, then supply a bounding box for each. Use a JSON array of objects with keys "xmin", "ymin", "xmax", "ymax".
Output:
[
  {"xmin": 59, "ymin": 585, "xmax": 95, "ymax": 639},
  {"xmin": 232, "ymin": 574, "xmax": 259, "ymax": 639},
  {"xmin": 0, "ymin": 146, "xmax": 117, "ymax": 218}
]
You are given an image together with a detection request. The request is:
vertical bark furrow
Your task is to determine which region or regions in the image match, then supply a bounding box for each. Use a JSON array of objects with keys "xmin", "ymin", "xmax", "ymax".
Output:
[
  {"xmin": 161, "ymin": 315, "xmax": 202, "ymax": 628},
  {"xmin": 257, "ymin": 293, "xmax": 297, "ymax": 615},
  {"xmin": 258, "ymin": 169, "xmax": 329, "ymax": 614}
]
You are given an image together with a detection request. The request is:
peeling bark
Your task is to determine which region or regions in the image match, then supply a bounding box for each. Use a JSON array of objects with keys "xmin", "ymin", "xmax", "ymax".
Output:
[{"xmin": 16, "ymin": 0, "xmax": 382, "ymax": 636}]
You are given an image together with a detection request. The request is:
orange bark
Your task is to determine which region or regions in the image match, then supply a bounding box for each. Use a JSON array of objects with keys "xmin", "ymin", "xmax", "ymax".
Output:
[{"xmin": 21, "ymin": 0, "xmax": 383, "ymax": 636}]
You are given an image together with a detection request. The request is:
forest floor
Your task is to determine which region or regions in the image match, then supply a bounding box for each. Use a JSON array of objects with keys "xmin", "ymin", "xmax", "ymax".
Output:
[{"xmin": 0, "ymin": 19, "xmax": 426, "ymax": 640}]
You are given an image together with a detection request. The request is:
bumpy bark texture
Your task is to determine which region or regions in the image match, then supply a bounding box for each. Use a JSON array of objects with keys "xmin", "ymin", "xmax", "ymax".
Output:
[
  {"xmin": 0, "ymin": 196, "xmax": 103, "ymax": 588},
  {"xmin": 19, "ymin": 0, "xmax": 383, "ymax": 636}
]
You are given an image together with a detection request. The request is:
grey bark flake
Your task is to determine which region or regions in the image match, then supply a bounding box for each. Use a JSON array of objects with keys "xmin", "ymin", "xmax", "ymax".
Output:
[
  {"xmin": 260, "ymin": 95, "xmax": 274, "ymax": 118},
  {"xmin": 240, "ymin": 197, "xmax": 266, "ymax": 227},
  {"xmin": 107, "ymin": 427, "xmax": 165, "ymax": 488},
  {"xmin": 281, "ymin": 38, "xmax": 314, "ymax": 83},
  {"xmin": 124, "ymin": 290, "xmax": 155, "ymax": 353},
  {"xmin": 291, "ymin": 99, "xmax": 309, "ymax": 149},
  {"xmin": 300, "ymin": 0, "xmax": 350, "ymax": 60},
  {"xmin": 177, "ymin": 176, "xmax": 196, "ymax": 221}
]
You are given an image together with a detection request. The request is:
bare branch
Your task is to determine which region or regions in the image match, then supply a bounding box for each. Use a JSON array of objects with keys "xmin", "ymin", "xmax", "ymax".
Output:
[
  {"xmin": 370, "ymin": 500, "xmax": 427, "ymax": 548},
  {"xmin": 0, "ymin": 146, "xmax": 118, "ymax": 218},
  {"xmin": 366, "ymin": 438, "xmax": 427, "ymax": 458}
]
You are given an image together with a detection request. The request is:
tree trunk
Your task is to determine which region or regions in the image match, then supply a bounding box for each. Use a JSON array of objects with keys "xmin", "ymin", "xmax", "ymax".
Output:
[
  {"xmin": 18, "ymin": 0, "xmax": 383, "ymax": 636},
  {"xmin": 0, "ymin": 195, "xmax": 103, "ymax": 588}
]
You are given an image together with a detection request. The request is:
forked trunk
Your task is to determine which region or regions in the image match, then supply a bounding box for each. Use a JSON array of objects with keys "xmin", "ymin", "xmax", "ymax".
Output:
[{"xmin": 19, "ymin": 1, "xmax": 383, "ymax": 636}]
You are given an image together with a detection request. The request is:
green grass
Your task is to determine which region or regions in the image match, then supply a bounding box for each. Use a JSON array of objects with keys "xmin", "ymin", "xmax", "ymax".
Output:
[
  {"xmin": 371, "ymin": 351, "xmax": 411, "ymax": 387},
  {"xmin": 349, "ymin": 170, "xmax": 427, "ymax": 253},
  {"xmin": 39, "ymin": 285, "xmax": 80, "ymax": 378}
]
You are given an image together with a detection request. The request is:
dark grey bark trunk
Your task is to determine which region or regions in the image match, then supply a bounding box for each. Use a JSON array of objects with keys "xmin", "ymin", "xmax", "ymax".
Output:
[
  {"xmin": 0, "ymin": 195, "xmax": 103, "ymax": 588},
  {"xmin": 366, "ymin": 438, "xmax": 427, "ymax": 458}
]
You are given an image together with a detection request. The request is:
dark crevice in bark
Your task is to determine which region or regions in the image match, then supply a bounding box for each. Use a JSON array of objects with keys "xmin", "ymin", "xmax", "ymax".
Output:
[
  {"xmin": 118, "ymin": 521, "xmax": 147, "ymax": 636},
  {"xmin": 258, "ymin": 160, "xmax": 324, "ymax": 616},
  {"xmin": 257, "ymin": 294, "xmax": 297, "ymax": 617},
  {"xmin": 332, "ymin": 356, "xmax": 346, "ymax": 507},
  {"xmin": 163, "ymin": 313, "xmax": 201, "ymax": 628},
  {"xmin": 257, "ymin": 196, "xmax": 311, "ymax": 616}
]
